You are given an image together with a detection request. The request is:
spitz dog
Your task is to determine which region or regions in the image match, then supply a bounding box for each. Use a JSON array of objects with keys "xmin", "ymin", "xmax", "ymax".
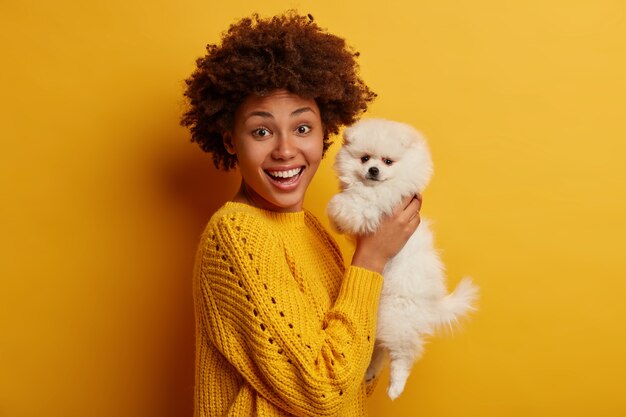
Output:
[{"xmin": 327, "ymin": 118, "xmax": 478, "ymax": 400}]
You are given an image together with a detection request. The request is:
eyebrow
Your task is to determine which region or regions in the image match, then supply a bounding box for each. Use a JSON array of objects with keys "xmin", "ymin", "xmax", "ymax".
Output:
[{"xmin": 245, "ymin": 107, "xmax": 316, "ymax": 120}]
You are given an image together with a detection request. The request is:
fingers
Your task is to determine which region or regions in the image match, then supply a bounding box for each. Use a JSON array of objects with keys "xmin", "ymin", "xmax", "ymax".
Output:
[
  {"xmin": 398, "ymin": 194, "xmax": 422, "ymax": 222},
  {"xmin": 407, "ymin": 201, "xmax": 421, "ymax": 225},
  {"xmin": 409, "ymin": 193, "xmax": 422, "ymax": 216}
]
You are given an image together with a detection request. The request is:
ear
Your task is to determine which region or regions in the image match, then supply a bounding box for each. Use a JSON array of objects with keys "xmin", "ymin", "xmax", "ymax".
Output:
[
  {"xmin": 222, "ymin": 131, "xmax": 236, "ymax": 155},
  {"xmin": 342, "ymin": 126, "xmax": 353, "ymax": 145}
]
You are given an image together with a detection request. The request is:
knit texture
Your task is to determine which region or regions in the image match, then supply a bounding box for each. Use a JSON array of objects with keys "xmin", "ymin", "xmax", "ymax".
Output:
[{"xmin": 193, "ymin": 202, "xmax": 383, "ymax": 417}]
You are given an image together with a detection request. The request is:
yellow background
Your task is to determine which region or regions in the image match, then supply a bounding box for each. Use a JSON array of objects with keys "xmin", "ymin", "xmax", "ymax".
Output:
[{"xmin": 2, "ymin": 0, "xmax": 625, "ymax": 416}]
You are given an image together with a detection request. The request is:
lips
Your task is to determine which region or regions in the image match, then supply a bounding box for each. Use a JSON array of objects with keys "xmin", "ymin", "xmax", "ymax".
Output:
[{"xmin": 264, "ymin": 167, "xmax": 304, "ymax": 189}]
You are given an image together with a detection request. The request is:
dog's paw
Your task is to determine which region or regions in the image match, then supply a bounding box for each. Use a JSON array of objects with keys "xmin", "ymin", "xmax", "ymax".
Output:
[{"xmin": 387, "ymin": 379, "xmax": 407, "ymax": 401}]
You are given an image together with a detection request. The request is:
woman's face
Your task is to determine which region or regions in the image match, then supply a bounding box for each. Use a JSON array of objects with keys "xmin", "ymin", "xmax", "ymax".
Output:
[{"xmin": 225, "ymin": 90, "xmax": 324, "ymax": 212}]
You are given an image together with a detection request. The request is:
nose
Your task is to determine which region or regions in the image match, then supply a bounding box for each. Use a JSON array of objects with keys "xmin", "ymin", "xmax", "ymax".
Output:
[
  {"xmin": 272, "ymin": 135, "xmax": 297, "ymax": 160},
  {"xmin": 368, "ymin": 166, "xmax": 379, "ymax": 176}
]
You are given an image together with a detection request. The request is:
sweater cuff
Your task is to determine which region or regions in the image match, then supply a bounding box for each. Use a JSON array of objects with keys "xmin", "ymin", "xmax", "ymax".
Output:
[{"xmin": 335, "ymin": 266, "xmax": 384, "ymax": 314}]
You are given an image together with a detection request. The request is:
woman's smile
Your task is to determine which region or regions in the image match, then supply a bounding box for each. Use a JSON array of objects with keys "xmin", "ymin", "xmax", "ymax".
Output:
[{"xmin": 264, "ymin": 166, "xmax": 305, "ymax": 189}]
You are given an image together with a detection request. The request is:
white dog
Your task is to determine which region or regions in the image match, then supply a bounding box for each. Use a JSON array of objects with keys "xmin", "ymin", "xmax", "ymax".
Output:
[{"xmin": 327, "ymin": 118, "xmax": 478, "ymax": 400}]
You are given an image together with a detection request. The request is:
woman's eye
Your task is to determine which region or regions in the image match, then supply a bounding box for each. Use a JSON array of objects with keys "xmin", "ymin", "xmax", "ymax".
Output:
[
  {"xmin": 252, "ymin": 128, "xmax": 271, "ymax": 138},
  {"xmin": 296, "ymin": 125, "xmax": 311, "ymax": 134},
  {"xmin": 384, "ymin": 159, "xmax": 394, "ymax": 165},
  {"xmin": 361, "ymin": 155, "xmax": 370, "ymax": 163}
]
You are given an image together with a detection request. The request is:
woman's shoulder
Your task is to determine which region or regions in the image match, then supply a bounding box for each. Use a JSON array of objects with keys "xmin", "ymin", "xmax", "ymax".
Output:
[
  {"xmin": 208, "ymin": 201, "xmax": 264, "ymax": 225},
  {"xmin": 195, "ymin": 203, "xmax": 280, "ymax": 268},
  {"xmin": 203, "ymin": 202, "xmax": 273, "ymax": 240}
]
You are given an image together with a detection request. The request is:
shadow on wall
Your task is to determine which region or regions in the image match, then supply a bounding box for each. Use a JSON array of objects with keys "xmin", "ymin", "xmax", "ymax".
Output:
[
  {"xmin": 153, "ymin": 135, "xmax": 239, "ymax": 416},
  {"xmin": 161, "ymin": 142, "xmax": 240, "ymax": 223}
]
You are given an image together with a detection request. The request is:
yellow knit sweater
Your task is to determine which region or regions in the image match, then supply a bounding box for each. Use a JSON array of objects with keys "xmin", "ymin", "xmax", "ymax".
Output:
[{"xmin": 193, "ymin": 202, "xmax": 383, "ymax": 417}]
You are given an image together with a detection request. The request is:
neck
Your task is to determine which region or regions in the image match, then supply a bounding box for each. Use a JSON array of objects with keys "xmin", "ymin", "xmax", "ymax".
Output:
[
  {"xmin": 232, "ymin": 182, "xmax": 255, "ymax": 206},
  {"xmin": 231, "ymin": 182, "xmax": 303, "ymax": 213}
]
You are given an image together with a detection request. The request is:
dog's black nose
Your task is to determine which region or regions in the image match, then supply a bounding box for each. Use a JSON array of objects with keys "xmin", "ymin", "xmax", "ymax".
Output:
[{"xmin": 368, "ymin": 167, "xmax": 379, "ymax": 176}]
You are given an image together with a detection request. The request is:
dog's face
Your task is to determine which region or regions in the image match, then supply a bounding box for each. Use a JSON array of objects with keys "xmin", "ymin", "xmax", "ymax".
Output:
[
  {"xmin": 335, "ymin": 118, "xmax": 433, "ymax": 193},
  {"xmin": 345, "ymin": 144, "xmax": 403, "ymax": 185}
]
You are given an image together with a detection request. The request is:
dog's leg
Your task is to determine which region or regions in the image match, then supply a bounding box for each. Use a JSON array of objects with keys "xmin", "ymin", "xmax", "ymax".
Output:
[
  {"xmin": 365, "ymin": 342, "xmax": 387, "ymax": 383},
  {"xmin": 386, "ymin": 337, "xmax": 424, "ymax": 400}
]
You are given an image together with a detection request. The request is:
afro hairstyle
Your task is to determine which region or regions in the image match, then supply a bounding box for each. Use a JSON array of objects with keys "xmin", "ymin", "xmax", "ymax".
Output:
[{"xmin": 180, "ymin": 12, "xmax": 376, "ymax": 170}]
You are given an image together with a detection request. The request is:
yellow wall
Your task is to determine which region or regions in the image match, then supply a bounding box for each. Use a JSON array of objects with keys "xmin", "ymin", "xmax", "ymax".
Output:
[{"xmin": 2, "ymin": 0, "xmax": 625, "ymax": 416}]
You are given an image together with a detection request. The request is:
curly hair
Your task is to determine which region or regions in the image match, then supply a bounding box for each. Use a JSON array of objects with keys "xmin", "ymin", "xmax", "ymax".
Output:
[{"xmin": 181, "ymin": 12, "xmax": 376, "ymax": 170}]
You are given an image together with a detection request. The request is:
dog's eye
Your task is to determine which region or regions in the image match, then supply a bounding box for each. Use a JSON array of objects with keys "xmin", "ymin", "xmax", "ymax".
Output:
[
  {"xmin": 383, "ymin": 158, "xmax": 394, "ymax": 166},
  {"xmin": 361, "ymin": 155, "xmax": 370, "ymax": 163}
]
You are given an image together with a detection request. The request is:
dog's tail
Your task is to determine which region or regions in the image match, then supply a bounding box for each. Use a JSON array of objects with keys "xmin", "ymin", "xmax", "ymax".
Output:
[{"xmin": 437, "ymin": 277, "xmax": 479, "ymax": 332}]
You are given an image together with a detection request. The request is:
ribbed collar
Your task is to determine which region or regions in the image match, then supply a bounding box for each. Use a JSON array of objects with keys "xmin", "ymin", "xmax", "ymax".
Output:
[{"xmin": 223, "ymin": 201, "xmax": 307, "ymax": 229}]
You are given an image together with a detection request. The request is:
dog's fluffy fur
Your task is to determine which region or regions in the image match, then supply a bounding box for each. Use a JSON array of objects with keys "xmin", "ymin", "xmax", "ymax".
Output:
[{"xmin": 327, "ymin": 118, "xmax": 478, "ymax": 400}]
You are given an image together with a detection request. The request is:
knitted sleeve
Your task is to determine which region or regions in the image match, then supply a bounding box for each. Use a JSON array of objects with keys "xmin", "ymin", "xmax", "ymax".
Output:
[{"xmin": 197, "ymin": 212, "xmax": 383, "ymax": 416}]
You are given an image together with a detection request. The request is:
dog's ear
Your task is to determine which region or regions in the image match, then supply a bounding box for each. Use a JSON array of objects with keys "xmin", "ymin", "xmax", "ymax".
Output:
[
  {"xmin": 342, "ymin": 126, "xmax": 354, "ymax": 145},
  {"xmin": 342, "ymin": 131, "xmax": 351, "ymax": 145}
]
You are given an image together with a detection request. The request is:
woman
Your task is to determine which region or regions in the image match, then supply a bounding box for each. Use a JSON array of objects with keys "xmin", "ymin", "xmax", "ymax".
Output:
[{"xmin": 181, "ymin": 13, "xmax": 422, "ymax": 417}]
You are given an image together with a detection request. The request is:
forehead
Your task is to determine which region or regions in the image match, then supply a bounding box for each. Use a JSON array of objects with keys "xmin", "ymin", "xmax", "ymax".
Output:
[
  {"xmin": 347, "ymin": 136, "xmax": 410, "ymax": 160},
  {"xmin": 344, "ymin": 120, "xmax": 420, "ymax": 159},
  {"xmin": 236, "ymin": 89, "xmax": 320, "ymax": 119}
]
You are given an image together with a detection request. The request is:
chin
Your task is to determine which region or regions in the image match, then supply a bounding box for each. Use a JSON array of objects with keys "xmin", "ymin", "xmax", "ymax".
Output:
[
  {"xmin": 257, "ymin": 191, "xmax": 304, "ymax": 212},
  {"xmin": 327, "ymin": 118, "xmax": 479, "ymax": 400}
]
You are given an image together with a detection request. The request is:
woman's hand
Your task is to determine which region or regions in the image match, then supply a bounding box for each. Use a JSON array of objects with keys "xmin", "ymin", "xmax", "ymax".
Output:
[{"xmin": 350, "ymin": 194, "xmax": 422, "ymax": 274}]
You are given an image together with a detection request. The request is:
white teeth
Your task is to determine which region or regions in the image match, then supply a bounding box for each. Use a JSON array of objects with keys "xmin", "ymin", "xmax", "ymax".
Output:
[{"xmin": 267, "ymin": 168, "xmax": 302, "ymax": 178}]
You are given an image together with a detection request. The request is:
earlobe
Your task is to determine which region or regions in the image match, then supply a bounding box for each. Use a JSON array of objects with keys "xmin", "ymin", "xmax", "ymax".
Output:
[{"xmin": 222, "ymin": 132, "xmax": 236, "ymax": 155}]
